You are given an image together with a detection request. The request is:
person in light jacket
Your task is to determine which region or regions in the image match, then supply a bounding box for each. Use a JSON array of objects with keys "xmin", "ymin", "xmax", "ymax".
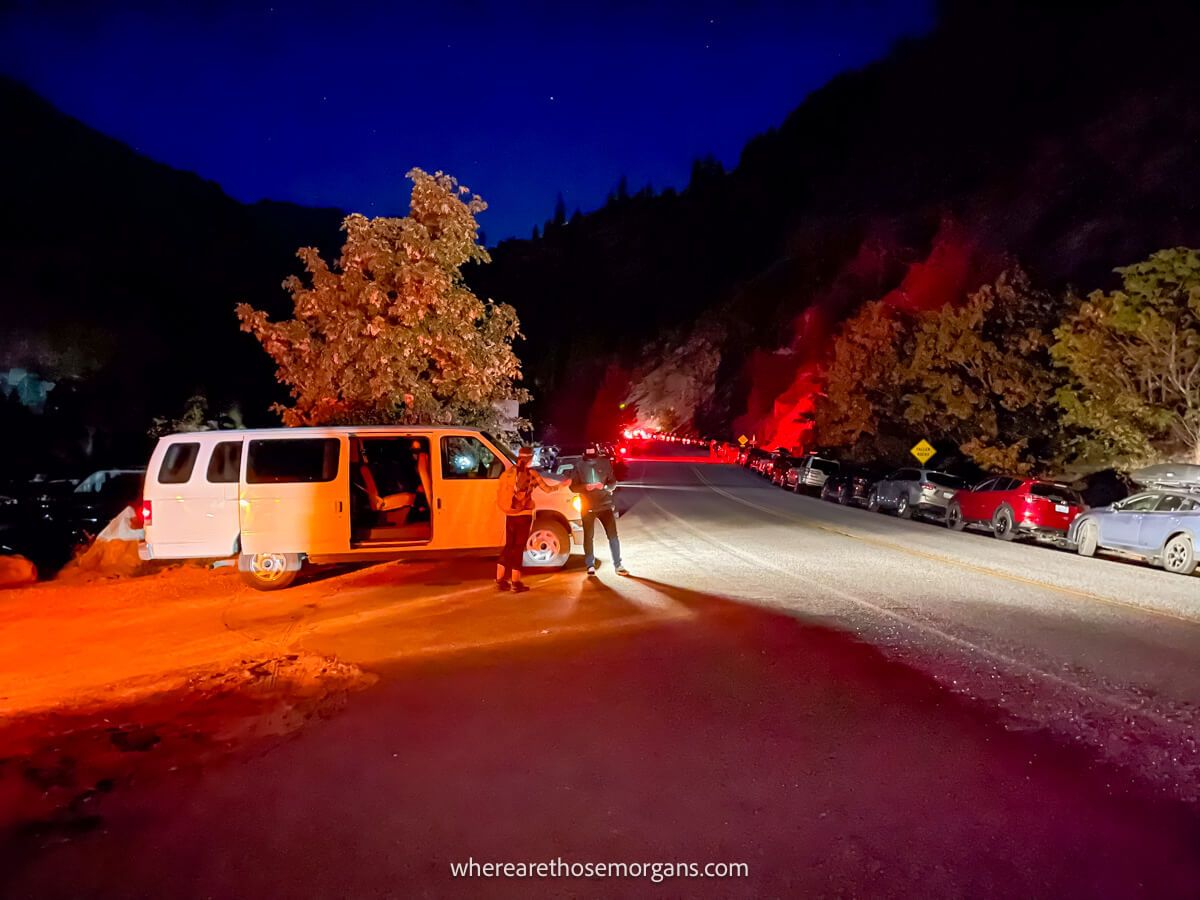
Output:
[{"xmin": 495, "ymin": 445, "xmax": 566, "ymax": 593}]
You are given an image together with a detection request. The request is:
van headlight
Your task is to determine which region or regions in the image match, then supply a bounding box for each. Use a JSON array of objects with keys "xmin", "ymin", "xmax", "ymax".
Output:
[{"xmin": 571, "ymin": 495, "xmax": 582, "ymax": 513}]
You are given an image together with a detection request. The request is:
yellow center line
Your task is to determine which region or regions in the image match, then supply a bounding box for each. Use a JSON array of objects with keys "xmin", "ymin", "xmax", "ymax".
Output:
[{"xmin": 688, "ymin": 466, "xmax": 1200, "ymax": 628}]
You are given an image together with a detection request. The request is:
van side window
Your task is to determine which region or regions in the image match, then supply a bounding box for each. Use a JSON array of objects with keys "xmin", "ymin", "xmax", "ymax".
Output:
[
  {"xmin": 441, "ymin": 436, "xmax": 504, "ymax": 479},
  {"xmin": 158, "ymin": 442, "xmax": 200, "ymax": 484},
  {"xmin": 247, "ymin": 438, "xmax": 340, "ymax": 484},
  {"xmin": 207, "ymin": 441, "xmax": 243, "ymax": 483}
]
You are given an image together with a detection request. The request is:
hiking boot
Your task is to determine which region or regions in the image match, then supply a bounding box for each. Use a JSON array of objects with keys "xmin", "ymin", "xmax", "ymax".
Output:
[
  {"xmin": 511, "ymin": 581, "xmax": 530, "ymax": 593},
  {"xmin": 586, "ymin": 566, "xmax": 596, "ymax": 577},
  {"xmin": 497, "ymin": 579, "xmax": 511, "ymax": 591}
]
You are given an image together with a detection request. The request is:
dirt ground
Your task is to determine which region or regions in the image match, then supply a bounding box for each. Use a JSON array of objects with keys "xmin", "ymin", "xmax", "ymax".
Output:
[
  {"xmin": 0, "ymin": 561, "xmax": 391, "ymax": 841},
  {"xmin": 0, "ymin": 553, "xmax": 654, "ymax": 843}
]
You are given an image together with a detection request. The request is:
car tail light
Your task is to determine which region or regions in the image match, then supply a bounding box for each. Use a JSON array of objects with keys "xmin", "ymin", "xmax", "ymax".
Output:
[
  {"xmin": 921, "ymin": 482, "xmax": 935, "ymax": 491},
  {"xmin": 140, "ymin": 499, "xmax": 152, "ymax": 527},
  {"xmin": 619, "ymin": 446, "xmax": 628, "ymax": 455}
]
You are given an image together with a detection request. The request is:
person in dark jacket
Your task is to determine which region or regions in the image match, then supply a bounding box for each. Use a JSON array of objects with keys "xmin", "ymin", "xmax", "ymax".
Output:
[{"xmin": 571, "ymin": 446, "xmax": 628, "ymax": 577}]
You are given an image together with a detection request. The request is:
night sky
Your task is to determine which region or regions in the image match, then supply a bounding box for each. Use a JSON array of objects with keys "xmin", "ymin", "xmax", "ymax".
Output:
[{"xmin": 0, "ymin": 1, "xmax": 933, "ymax": 241}]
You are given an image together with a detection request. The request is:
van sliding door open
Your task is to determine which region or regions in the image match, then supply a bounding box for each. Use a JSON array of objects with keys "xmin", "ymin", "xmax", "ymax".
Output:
[{"xmin": 348, "ymin": 435, "xmax": 434, "ymax": 546}]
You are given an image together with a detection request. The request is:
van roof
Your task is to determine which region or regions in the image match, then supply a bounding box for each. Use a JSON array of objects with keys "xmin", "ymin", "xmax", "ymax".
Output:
[{"xmin": 157, "ymin": 425, "xmax": 489, "ymax": 440}]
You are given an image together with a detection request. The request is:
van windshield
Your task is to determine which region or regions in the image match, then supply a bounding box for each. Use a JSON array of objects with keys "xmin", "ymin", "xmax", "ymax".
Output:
[{"xmin": 483, "ymin": 433, "xmax": 518, "ymax": 465}]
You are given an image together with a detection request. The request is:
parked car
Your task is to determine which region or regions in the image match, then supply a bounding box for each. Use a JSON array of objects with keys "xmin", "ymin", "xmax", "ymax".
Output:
[
  {"xmin": 752, "ymin": 449, "xmax": 783, "ymax": 476},
  {"xmin": 946, "ymin": 477, "xmax": 1085, "ymax": 540},
  {"xmin": 768, "ymin": 453, "xmax": 798, "ymax": 487},
  {"xmin": 868, "ymin": 467, "xmax": 967, "ymax": 519},
  {"xmin": 52, "ymin": 469, "xmax": 145, "ymax": 542},
  {"xmin": 1068, "ymin": 464, "xmax": 1200, "ymax": 575},
  {"xmin": 141, "ymin": 426, "xmax": 582, "ymax": 590},
  {"xmin": 821, "ymin": 464, "xmax": 885, "ymax": 506},
  {"xmin": 742, "ymin": 447, "xmax": 768, "ymax": 471},
  {"xmin": 785, "ymin": 454, "xmax": 841, "ymax": 494}
]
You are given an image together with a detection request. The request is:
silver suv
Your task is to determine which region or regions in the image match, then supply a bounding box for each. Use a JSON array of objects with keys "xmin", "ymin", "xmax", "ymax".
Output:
[
  {"xmin": 868, "ymin": 467, "xmax": 967, "ymax": 519},
  {"xmin": 785, "ymin": 455, "xmax": 840, "ymax": 494}
]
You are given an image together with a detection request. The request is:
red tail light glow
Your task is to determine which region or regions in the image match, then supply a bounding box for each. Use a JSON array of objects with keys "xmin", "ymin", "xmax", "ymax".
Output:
[{"xmin": 140, "ymin": 499, "xmax": 153, "ymax": 527}]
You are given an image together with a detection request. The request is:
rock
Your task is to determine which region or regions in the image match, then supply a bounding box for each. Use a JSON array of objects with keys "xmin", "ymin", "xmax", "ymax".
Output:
[{"xmin": 0, "ymin": 554, "xmax": 37, "ymax": 587}]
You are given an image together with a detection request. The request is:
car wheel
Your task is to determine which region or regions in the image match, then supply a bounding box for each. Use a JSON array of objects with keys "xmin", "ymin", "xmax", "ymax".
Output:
[
  {"xmin": 896, "ymin": 493, "xmax": 913, "ymax": 519},
  {"xmin": 1161, "ymin": 534, "xmax": 1197, "ymax": 575},
  {"xmin": 1076, "ymin": 521, "xmax": 1098, "ymax": 557},
  {"xmin": 946, "ymin": 502, "xmax": 966, "ymax": 531},
  {"xmin": 992, "ymin": 505, "xmax": 1017, "ymax": 541},
  {"xmin": 868, "ymin": 492, "xmax": 881, "ymax": 512},
  {"xmin": 239, "ymin": 552, "xmax": 301, "ymax": 591},
  {"xmin": 524, "ymin": 519, "xmax": 570, "ymax": 569},
  {"xmin": 838, "ymin": 485, "xmax": 852, "ymax": 506}
]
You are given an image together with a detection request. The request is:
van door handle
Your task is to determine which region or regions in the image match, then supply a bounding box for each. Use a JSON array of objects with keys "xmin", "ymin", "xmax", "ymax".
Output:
[
  {"xmin": 437, "ymin": 498, "xmax": 442, "ymax": 510},
  {"xmin": 336, "ymin": 501, "xmax": 343, "ymax": 513}
]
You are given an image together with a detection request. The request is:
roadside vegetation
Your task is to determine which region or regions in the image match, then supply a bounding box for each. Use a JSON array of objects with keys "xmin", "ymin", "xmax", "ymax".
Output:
[
  {"xmin": 626, "ymin": 248, "xmax": 1200, "ymax": 478},
  {"xmin": 236, "ymin": 169, "xmax": 529, "ymax": 434}
]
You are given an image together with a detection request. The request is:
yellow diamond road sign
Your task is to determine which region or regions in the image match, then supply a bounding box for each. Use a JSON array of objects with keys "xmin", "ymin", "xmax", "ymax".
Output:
[
  {"xmin": 910, "ymin": 439, "xmax": 936, "ymax": 465},
  {"xmin": 737, "ymin": 434, "xmax": 749, "ymax": 447}
]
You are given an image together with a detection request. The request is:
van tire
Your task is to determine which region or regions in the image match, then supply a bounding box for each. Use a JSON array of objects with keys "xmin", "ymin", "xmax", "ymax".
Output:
[
  {"xmin": 239, "ymin": 552, "xmax": 301, "ymax": 590},
  {"xmin": 524, "ymin": 519, "xmax": 571, "ymax": 570}
]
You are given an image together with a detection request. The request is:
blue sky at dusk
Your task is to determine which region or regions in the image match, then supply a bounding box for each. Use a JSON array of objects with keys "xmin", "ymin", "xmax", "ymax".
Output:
[{"xmin": 0, "ymin": 1, "xmax": 934, "ymax": 241}]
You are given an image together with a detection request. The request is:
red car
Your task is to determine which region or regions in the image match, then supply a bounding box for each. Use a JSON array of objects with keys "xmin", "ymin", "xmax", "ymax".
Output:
[{"xmin": 945, "ymin": 476, "xmax": 1086, "ymax": 540}]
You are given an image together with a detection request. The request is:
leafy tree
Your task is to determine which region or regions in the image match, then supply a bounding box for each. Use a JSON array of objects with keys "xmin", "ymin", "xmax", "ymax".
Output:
[
  {"xmin": 149, "ymin": 394, "xmax": 244, "ymax": 438},
  {"xmin": 237, "ymin": 169, "xmax": 529, "ymax": 430},
  {"xmin": 1053, "ymin": 248, "xmax": 1200, "ymax": 465},
  {"xmin": 812, "ymin": 301, "xmax": 905, "ymax": 454},
  {"xmin": 898, "ymin": 269, "xmax": 1061, "ymax": 473}
]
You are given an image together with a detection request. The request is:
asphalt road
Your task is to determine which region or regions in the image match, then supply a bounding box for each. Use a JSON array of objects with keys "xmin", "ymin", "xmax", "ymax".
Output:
[{"xmin": 7, "ymin": 459, "xmax": 1200, "ymax": 898}]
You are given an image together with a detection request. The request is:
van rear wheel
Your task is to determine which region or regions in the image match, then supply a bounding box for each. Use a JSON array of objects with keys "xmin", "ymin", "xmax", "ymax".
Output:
[
  {"xmin": 239, "ymin": 552, "xmax": 301, "ymax": 590},
  {"xmin": 524, "ymin": 519, "xmax": 570, "ymax": 570}
]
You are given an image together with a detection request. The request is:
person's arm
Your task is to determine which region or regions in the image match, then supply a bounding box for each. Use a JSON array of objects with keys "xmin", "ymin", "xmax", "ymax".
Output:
[
  {"xmin": 535, "ymin": 470, "xmax": 568, "ymax": 492},
  {"xmin": 567, "ymin": 469, "xmax": 585, "ymax": 494},
  {"xmin": 601, "ymin": 459, "xmax": 617, "ymax": 490}
]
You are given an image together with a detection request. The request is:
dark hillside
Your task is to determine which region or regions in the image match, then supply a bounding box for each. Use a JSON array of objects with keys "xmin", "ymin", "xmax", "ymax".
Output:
[
  {"xmin": 0, "ymin": 77, "xmax": 343, "ymax": 466},
  {"xmin": 474, "ymin": 0, "xmax": 1200, "ymax": 439}
]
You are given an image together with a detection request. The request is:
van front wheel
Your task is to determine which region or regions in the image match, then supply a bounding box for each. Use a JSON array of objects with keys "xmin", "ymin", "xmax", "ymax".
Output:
[
  {"xmin": 524, "ymin": 519, "xmax": 571, "ymax": 570},
  {"xmin": 239, "ymin": 552, "xmax": 301, "ymax": 590}
]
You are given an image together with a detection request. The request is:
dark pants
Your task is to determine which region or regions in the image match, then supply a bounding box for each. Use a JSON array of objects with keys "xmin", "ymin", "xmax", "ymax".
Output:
[
  {"xmin": 583, "ymin": 509, "xmax": 621, "ymax": 569},
  {"xmin": 498, "ymin": 513, "xmax": 533, "ymax": 578}
]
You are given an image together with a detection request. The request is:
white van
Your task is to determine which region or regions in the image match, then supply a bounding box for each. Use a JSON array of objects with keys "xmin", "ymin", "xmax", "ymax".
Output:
[{"xmin": 139, "ymin": 426, "xmax": 582, "ymax": 590}]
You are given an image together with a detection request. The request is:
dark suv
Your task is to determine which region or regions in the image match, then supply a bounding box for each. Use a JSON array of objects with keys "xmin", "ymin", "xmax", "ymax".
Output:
[{"xmin": 821, "ymin": 464, "xmax": 886, "ymax": 507}]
